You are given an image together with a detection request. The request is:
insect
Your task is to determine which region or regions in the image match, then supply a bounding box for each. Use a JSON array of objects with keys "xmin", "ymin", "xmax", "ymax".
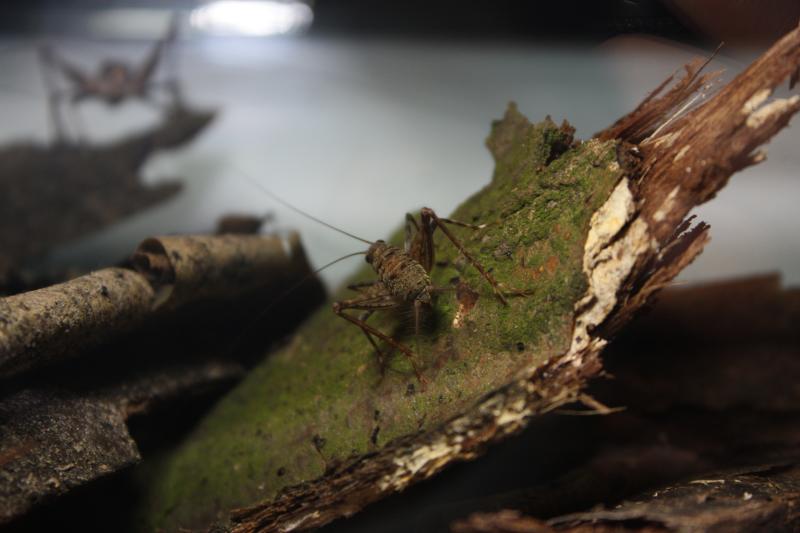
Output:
[
  {"xmin": 247, "ymin": 178, "xmax": 512, "ymax": 385},
  {"xmin": 38, "ymin": 15, "xmax": 181, "ymax": 141}
]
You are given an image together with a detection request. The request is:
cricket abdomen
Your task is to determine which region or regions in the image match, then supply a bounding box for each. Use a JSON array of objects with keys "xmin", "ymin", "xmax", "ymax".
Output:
[{"xmin": 366, "ymin": 241, "xmax": 431, "ymax": 303}]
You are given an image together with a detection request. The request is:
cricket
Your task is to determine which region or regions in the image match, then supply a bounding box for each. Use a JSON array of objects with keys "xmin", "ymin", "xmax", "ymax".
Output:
[
  {"xmin": 247, "ymin": 178, "xmax": 517, "ymax": 385},
  {"xmin": 37, "ymin": 14, "xmax": 181, "ymax": 141}
]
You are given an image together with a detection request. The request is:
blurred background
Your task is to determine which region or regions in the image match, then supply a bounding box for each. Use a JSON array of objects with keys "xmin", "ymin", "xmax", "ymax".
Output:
[{"xmin": 0, "ymin": 0, "xmax": 798, "ymax": 289}]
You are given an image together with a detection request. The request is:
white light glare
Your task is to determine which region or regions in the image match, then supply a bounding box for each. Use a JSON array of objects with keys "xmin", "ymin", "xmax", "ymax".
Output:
[{"xmin": 190, "ymin": 0, "xmax": 313, "ymax": 37}]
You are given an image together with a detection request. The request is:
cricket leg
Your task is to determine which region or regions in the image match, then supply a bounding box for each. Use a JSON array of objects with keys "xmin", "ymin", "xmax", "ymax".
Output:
[
  {"xmin": 48, "ymin": 92, "xmax": 68, "ymax": 143},
  {"xmin": 413, "ymin": 299, "xmax": 425, "ymax": 365},
  {"xmin": 404, "ymin": 213, "xmax": 419, "ymax": 252},
  {"xmin": 353, "ymin": 309, "xmax": 388, "ymax": 371},
  {"xmin": 406, "ymin": 213, "xmax": 434, "ymax": 271},
  {"xmin": 347, "ymin": 280, "xmax": 382, "ymax": 292},
  {"xmin": 69, "ymin": 102, "xmax": 88, "ymax": 145},
  {"xmin": 420, "ymin": 207, "xmax": 509, "ymax": 305},
  {"xmin": 333, "ymin": 295, "xmax": 426, "ymax": 385}
]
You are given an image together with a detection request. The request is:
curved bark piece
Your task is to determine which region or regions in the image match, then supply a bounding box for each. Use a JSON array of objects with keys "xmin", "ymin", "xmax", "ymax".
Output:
[
  {"xmin": 0, "ymin": 233, "xmax": 309, "ymax": 380},
  {"xmin": 0, "ymin": 268, "xmax": 153, "ymax": 378},
  {"xmin": 453, "ymin": 463, "xmax": 800, "ymax": 533},
  {"xmin": 138, "ymin": 25, "xmax": 800, "ymax": 533},
  {"xmin": 132, "ymin": 233, "xmax": 305, "ymax": 310}
]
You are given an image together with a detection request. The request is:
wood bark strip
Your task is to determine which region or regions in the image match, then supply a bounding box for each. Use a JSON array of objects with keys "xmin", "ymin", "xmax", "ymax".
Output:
[
  {"xmin": 0, "ymin": 232, "xmax": 309, "ymax": 379},
  {"xmin": 0, "ymin": 268, "xmax": 153, "ymax": 378},
  {"xmin": 0, "ymin": 358, "xmax": 246, "ymax": 525},
  {"xmin": 132, "ymin": 232, "xmax": 305, "ymax": 310},
  {"xmin": 211, "ymin": 26, "xmax": 800, "ymax": 533},
  {"xmin": 138, "ymin": 25, "xmax": 800, "ymax": 532},
  {"xmin": 0, "ymin": 231, "xmax": 323, "ymax": 524},
  {"xmin": 452, "ymin": 463, "xmax": 800, "ymax": 532}
]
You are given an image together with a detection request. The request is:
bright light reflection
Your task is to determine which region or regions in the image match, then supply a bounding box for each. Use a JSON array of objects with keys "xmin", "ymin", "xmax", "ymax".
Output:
[{"xmin": 190, "ymin": 1, "xmax": 313, "ymax": 37}]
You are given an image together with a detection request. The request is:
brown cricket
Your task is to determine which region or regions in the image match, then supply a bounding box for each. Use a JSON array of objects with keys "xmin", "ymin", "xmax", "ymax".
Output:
[
  {"xmin": 332, "ymin": 208, "xmax": 510, "ymax": 384},
  {"xmin": 249, "ymin": 178, "xmax": 512, "ymax": 384},
  {"xmin": 37, "ymin": 14, "xmax": 181, "ymax": 141}
]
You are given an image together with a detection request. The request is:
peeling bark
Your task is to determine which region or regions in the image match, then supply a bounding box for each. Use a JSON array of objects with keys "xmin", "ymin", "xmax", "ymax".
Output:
[
  {"xmin": 0, "ymin": 268, "xmax": 154, "ymax": 378},
  {"xmin": 0, "ymin": 233, "xmax": 324, "ymax": 525},
  {"xmin": 137, "ymin": 24, "xmax": 800, "ymax": 533},
  {"xmin": 0, "ymin": 234, "xmax": 304, "ymax": 379},
  {"xmin": 454, "ymin": 463, "xmax": 800, "ymax": 533}
]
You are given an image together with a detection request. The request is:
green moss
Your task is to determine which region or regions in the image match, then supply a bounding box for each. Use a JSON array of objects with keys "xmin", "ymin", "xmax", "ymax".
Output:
[{"xmin": 136, "ymin": 103, "xmax": 624, "ymax": 531}]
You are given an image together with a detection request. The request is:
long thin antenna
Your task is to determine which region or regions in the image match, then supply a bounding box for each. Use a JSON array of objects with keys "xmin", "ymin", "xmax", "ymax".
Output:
[
  {"xmin": 262, "ymin": 250, "xmax": 368, "ymax": 315},
  {"xmin": 226, "ymin": 250, "xmax": 367, "ymax": 359},
  {"xmin": 233, "ymin": 166, "xmax": 374, "ymax": 245}
]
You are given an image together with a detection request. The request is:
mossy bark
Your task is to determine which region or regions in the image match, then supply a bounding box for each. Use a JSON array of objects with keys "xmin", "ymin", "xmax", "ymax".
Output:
[
  {"xmin": 138, "ymin": 112, "xmax": 625, "ymax": 531},
  {"xmin": 137, "ymin": 23, "xmax": 800, "ymax": 531}
]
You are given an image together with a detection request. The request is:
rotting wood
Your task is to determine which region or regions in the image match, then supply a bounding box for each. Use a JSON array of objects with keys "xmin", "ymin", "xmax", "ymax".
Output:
[
  {"xmin": 138, "ymin": 25, "xmax": 800, "ymax": 533},
  {"xmin": 436, "ymin": 275, "xmax": 800, "ymax": 533},
  {"xmin": 0, "ymin": 233, "xmax": 309, "ymax": 379},
  {"xmin": 0, "ymin": 359, "xmax": 244, "ymax": 526},
  {"xmin": 452, "ymin": 463, "xmax": 800, "ymax": 533},
  {"xmin": 132, "ymin": 232, "xmax": 308, "ymax": 310},
  {"xmin": 0, "ymin": 232, "xmax": 324, "ymax": 525},
  {"xmin": 0, "ymin": 268, "xmax": 154, "ymax": 378}
]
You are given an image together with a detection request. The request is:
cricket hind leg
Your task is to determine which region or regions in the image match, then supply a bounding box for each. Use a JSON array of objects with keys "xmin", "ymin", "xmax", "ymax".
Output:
[
  {"xmin": 354, "ymin": 309, "xmax": 388, "ymax": 373},
  {"xmin": 420, "ymin": 207, "xmax": 510, "ymax": 305},
  {"xmin": 405, "ymin": 212, "xmax": 435, "ymax": 272},
  {"xmin": 333, "ymin": 294, "xmax": 427, "ymax": 385}
]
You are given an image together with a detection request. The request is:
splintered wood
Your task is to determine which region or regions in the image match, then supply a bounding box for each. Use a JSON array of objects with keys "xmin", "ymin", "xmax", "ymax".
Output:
[{"xmin": 139, "ymin": 24, "xmax": 800, "ymax": 533}]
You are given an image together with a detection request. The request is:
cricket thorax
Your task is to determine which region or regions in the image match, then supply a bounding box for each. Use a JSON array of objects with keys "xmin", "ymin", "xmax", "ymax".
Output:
[{"xmin": 366, "ymin": 241, "xmax": 431, "ymax": 302}]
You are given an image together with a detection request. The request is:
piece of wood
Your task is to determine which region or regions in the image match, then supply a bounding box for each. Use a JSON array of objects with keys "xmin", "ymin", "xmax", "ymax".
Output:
[
  {"xmin": 453, "ymin": 463, "xmax": 800, "ymax": 532},
  {"xmin": 136, "ymin": 25, "xmax": 800, "ymax": 533},
  {"xmin": 0, "ymin": 232, "xmax": 325, "ymax": 525},
  {"xmin": 0, "ymin": 268, "xmax": 154, "ymax": 378},
  {"xmin": 132, "ymin": 233, "xmax": 306, "ymax": 311},
  {"xmin": 0, "ymin": 233, "xmax": 305, "ymax": 379}
]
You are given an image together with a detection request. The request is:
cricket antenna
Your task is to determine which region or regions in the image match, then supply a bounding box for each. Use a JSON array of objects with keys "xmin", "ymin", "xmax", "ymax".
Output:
[
  {"xmin": 233, "ymin": 166, "xmax": 374, "ymax": 245},
  {"xmin": 226, "ymin": 249, "xmax": 367, "ymax": 359}
]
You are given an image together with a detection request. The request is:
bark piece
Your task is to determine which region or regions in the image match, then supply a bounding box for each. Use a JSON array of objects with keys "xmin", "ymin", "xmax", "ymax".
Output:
[
  {"xmin": 0, "ymin": 106, "xmax": 215, "ymax": 280},
  {"xmin": 453, "ymin": 463, "xmax": 800, "ymax": 533},
  {"xmin": 331, "ymin": 275, "xmax": 800, "ymax": 532},
  {"xmin": 132, "ymin": 233, "xmax": 304, "ymax": 311},
  {"xmin": 0, "ymin": 233, "xmax": 305, "ymax": 380},
  {"xmin": 0, "ymin": 359, "xmax": 245, "ymax": 525},
  {"xmin": 0, "ymin": 231, "xmax": 324, "ymax": 524},
  {"xmin": 0, "ymin": 268, "xmax": 154, "ymax": 378},
  {"xmin": 216, "ymin": 213, "xmax": 273, "ymax": 235},
  {"xmin": 138, "ymin": 25, "xmax": 800, "ymax": 533}
]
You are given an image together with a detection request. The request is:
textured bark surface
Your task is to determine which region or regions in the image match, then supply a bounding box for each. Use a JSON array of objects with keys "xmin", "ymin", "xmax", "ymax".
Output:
[
  {"xmin": 453, "ymin": 463, "xmax": 800, "ymax": 533},
  {"xmin": 0, "ymin": 233, "xmax": 324, "ymax": 525},
  {"xmin": 0, "ymin": 234, "xmax": 302, "ymax": 379},
  {"xmin": 132, "ymin": 233, "xmax": 306, "ymax": 311},
  {"xmin": 318, "ymin": 275, "xmax": 800, "ymax": 532},
  {"xmin": 0, "ymin": 106, "xmax": 215, "ymax": 281},
  {"xmin": 135, "ymin": 25, "xmax": 800, "ymax": 533},
  {"xmin": 445, "ymin": 275, "xmax": 800, "ymax": 533},
  {"xmin": 0, "ymin": 268, "xmax": 154, "ymax": 378}
]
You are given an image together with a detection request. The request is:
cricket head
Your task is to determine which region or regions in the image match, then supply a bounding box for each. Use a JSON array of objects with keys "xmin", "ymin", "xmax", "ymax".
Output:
[{"xmin": 365, "ymin": 240, "xmax": 386, "ymax": 265}]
